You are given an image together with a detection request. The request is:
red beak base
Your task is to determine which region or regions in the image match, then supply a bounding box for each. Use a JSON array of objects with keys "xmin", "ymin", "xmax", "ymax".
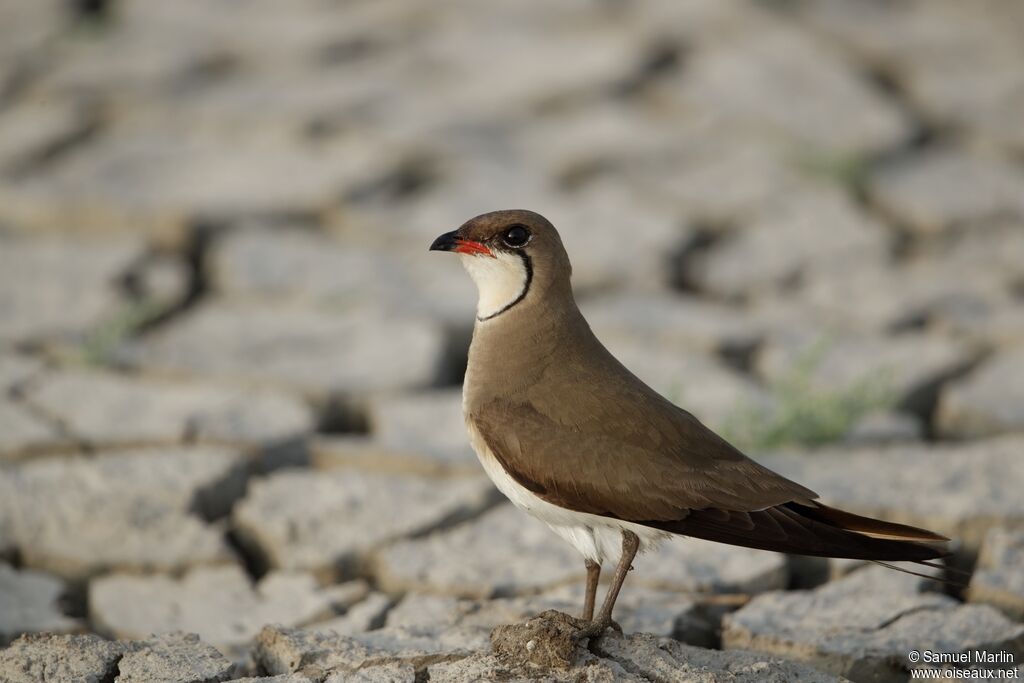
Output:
[{"xmin": 454, "ymin": 239, "xmax": 495, "ymax": 258}]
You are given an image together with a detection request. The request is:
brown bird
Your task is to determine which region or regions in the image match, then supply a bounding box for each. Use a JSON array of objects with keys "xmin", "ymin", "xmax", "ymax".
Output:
[{"xmin": 430, "ymin": 209, "xmax": 949, "ymax": 638}]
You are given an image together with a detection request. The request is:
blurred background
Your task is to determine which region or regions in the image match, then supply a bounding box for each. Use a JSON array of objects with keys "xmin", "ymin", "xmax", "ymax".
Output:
[{"xmin": 1, "ymin": 0, "xmax": 1023, "ymax": 677}]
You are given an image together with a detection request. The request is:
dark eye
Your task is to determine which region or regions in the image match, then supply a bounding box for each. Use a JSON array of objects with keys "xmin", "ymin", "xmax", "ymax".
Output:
[{"xmin": 501, "ymin": 225, "xmax": 531, "ymax": 248}]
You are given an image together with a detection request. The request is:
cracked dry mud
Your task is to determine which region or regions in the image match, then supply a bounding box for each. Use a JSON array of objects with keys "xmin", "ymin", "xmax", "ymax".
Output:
[{"xmin": 2, "ymin": 0, "xmax": 1024, "ymax": 681}]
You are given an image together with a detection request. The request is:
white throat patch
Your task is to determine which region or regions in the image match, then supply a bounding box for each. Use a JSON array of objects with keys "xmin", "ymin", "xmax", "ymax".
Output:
[{"xmin": 459, "ymin": 251, "xmax": 529, "ymax": 320}]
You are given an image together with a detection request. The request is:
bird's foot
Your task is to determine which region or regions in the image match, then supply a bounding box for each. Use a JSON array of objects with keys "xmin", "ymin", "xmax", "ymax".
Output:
[{"xmin": 572, "ymin": 617, "xmax": 622, "ymax": 642}]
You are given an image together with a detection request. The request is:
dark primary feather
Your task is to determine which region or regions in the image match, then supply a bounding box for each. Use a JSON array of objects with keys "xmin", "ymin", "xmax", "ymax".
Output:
[
  {"xmin": 471, "ymin": 397, "xmax": 817, "ymax": 519},
  {"xmin": 644, "ymin": 503, "xmax": 946, "ymax": 561}
]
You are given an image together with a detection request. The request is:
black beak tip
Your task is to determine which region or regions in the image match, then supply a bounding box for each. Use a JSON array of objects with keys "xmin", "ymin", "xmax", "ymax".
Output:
[{"xmin": 429, "ymin": 230, "xmax": 458, "ymax": 252}]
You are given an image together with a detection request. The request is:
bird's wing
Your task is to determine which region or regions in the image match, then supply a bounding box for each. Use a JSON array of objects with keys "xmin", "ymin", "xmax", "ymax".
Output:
[
  {"xmin": 469, "ymin": 394, "xmax": 950, "ymax": 561},
  {"xmin": 468, "ymin": 384, "xmax": 819, "ymax": 522},
  {"xmin": 465, "ymin": 325, "xmax": 950, "ymax": 562}
]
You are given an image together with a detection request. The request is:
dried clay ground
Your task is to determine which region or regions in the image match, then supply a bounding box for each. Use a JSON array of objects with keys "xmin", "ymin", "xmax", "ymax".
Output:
[{"xmin": 1, "ymin": 1, "xmax": 1023, "ymax": 681}]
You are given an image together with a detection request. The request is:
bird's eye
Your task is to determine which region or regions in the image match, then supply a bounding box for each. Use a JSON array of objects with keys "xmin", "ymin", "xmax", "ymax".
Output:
[{"xmin": 501, "ymin": 225, "xmax": 531, "ymax": 248}]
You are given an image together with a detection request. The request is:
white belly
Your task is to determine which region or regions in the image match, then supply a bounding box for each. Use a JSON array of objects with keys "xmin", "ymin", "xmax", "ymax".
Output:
[{"xmin": 465, "ymin": 419, "xmax": 670, "ymax": 565}]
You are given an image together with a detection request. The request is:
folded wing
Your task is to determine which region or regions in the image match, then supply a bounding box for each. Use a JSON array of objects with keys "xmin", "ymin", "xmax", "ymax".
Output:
[{"xmin": 469, "ymin": 387, "xmax": 946, "ymax": 561}]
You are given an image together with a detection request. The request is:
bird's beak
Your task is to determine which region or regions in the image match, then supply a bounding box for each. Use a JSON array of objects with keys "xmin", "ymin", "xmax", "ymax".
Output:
[
  {"xmin": 429, "ymin": 230, "xmax": 458, "ymax": 252},
  {"xmin": 429, "ymin": 231, "xmax": 494, "ymax": 257}
]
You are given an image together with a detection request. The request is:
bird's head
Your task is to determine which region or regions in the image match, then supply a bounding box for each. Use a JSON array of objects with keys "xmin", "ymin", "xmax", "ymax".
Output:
[{"xmin": 430, "ymin": 209, "xmax": 571, "ymax": 321}]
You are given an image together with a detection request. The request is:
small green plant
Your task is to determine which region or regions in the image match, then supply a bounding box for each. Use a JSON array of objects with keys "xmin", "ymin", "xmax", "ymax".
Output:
[
  {"xmin": 794, "ymin": 149, "xmax": 870, "ymax": 192},
  {"xmin": 721, "ymin": 338, "xmax": 896, "ymax": 451},
  {"xmin": 75, "ymin": 297, "xmax": 168, "ymax": 367}
]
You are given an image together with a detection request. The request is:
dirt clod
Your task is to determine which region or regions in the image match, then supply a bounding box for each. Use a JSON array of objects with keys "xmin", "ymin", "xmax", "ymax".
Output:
[{"xmin": 490, "ymin": 609, "xmax": 590, "ymax": 669}]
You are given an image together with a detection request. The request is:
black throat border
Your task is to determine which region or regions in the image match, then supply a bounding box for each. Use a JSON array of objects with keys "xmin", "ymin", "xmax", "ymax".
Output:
[{"xmin": 477, "ymin": 252, "xmax": 533, "ymax": 322}]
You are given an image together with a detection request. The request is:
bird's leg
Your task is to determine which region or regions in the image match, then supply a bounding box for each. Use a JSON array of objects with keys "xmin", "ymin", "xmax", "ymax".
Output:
[
  {"xmin": 594, "ymin": 530, "xmax": 639, "ymax": 627},
  {"xmin": 575, "ymin": 530, "xmax": 639, "ymax": 640},
  {"xmin": 582, "ymin": 559, "xmax": 601, "ymax": 621}
]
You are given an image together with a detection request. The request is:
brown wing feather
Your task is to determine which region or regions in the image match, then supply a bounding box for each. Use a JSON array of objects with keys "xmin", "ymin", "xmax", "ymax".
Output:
[
  {"xmin": 470, "ymin": 401, "xmax": 947, "ymax": 560},
  {"xmin": 470, "ymin": 395, "xmax": 817, "ymax": 521}
]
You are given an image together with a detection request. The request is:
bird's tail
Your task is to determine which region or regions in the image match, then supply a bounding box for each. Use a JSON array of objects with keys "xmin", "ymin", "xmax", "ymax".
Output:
[
  {"xmin": 790, "ymin": 502, "xmax": 965, "ymax": 586},
  {"xmin": 778, "ymin": 500, "xmax": 950, "ymax": 561},
  {"xmin": 870, "ymin": 559, "xmax": 969, "ymax": 587}
]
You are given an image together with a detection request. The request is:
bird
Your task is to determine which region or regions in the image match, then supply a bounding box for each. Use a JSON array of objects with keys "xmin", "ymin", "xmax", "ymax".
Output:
[{"xmin": 429, "ymin": 209, "xmax": 950, "ymax": 639}]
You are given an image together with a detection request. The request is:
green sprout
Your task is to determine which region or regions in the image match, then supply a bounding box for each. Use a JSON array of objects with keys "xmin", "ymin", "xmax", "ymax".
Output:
[
  {"xmin": 721, "ymin": 338, "xmax": 896, "ymax": 451},
  {"xmin": 75, "ymin": 297, "xmax": 168, "ymax": 367},
  {"xmin": 794, "ymin": 149, "xmax": 870, "ymax": 191}
]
